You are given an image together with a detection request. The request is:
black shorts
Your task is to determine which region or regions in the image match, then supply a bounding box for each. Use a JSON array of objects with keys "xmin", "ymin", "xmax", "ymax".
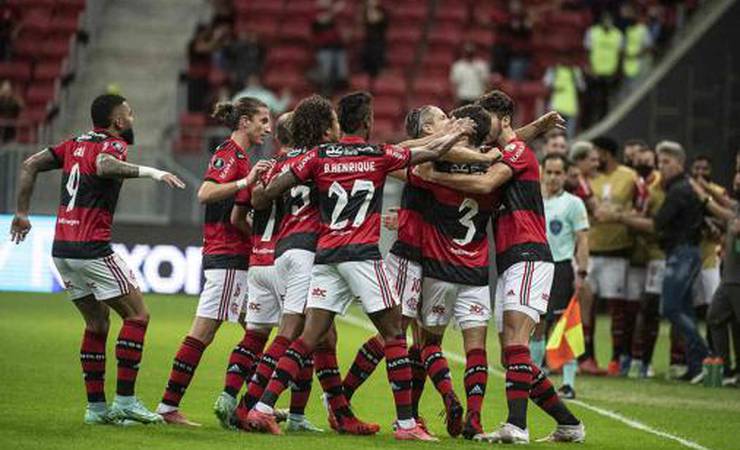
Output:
[{"xmin": 547, "ymin": 260, "xmax": 575, "ymax": 319}]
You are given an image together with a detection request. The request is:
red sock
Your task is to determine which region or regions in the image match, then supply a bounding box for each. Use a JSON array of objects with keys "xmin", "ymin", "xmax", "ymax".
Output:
[
  {"xmin": 530, "ymin": 363, "xmax": 579, "ymax": 425},
  {"xmin": 260, "ymin": 338, "xmax": 309, "ymax": 409},
  {"xmin": 80, "ymin": 330, "xmax": 107, "ymax": 403},
  {"xmin": 609, "ymin": 299, "xmax": 627, "ymax": 362},
  {"xmin": 315, "ymin": 344, "xmax": 352, "ymax": 418},
  {"xmin": 290, "ymin": 356, "xmax": 313, "ymax": 415},
  {"xmin": 161, "ymin": 336, "xmax": 206, "ymax": 408},
  {"xmin": 408, "ymin": 344, "xmax": 426, "ymax": 417},
  {"xmin": 422, "ymin": 344, "xmax": 455, "ymax": 398},
  {"xmin": 224, "ymin": 330, "xmax": 268, "ymax": 398},
  {"xmin": 385, "ymin": 336, "xmax": 413, "ymax": 421},
  {"xmin": 623, "ymin": 302, "xmax": 641, "ymax": 359},
  {"xmin": 240, "ymin": 335, "xmax": 291, "ymax": 412},
  {"xmin": 464, "ymin": 348, "xmax": 488, "ymax": 419},
  {"xmin": 116, "ymin": 319, "xmax": 148, "ymax": 396},
  {"xmin": 342, "ymin": 335, "xmax": 385, "ymax": 401},
  {"xmin": 504, "ymin": 345, "xmax": 531, "ymax": 430}
]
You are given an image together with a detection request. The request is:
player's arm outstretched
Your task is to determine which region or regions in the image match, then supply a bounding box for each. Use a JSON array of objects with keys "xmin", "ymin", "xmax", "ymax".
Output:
[
  {"xmin": 10, "ymin": 148, "xmax": 61, "ymax": 244},
  {"xmin": 197, "ymin": 160, "xmax": 272, "ymax": 204},
  {"xmin": 260, "ymin": 170, "xmax": 300, "ymax": 202},
  {"xmin": 516, "ymin": 111, "xmax": 566, "ymax": 142},
  {"xmin": 415, "ymin": 159, "xmax": 514, "ymax": 194},
  {"xmin": 96, "ymin": 153, "xmax": 186, "ymax": 188},
  {"xmin": 407, "ymin": 118, "xmax": 475, "ymax": 165}
]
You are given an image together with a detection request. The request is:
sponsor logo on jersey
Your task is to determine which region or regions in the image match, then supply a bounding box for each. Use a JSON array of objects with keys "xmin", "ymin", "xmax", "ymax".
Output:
[
  {"xmin": 311, "ymin": 287, "xmax": 327, "ymax": 298},
  {"xmin": 248, "ymin": 302, "xmax": 261, "ymax": 311},
  {"xmin": 469, "ymin": 304, "xmax": 485, "ymax": 315},
  {"xmin": 233, "ymin": 283, "xmax": 241, "ymax": 298},
  {"xmin": 230, "ymin": 301, "xmax": 239, "ymax": 314},
  {"xmin": 506, "ymin": 289, "xmax": 516, "ymax": 297},
  {"xmin": 431, "ymin": 305, "xmax": 446, "ymax": 315}
]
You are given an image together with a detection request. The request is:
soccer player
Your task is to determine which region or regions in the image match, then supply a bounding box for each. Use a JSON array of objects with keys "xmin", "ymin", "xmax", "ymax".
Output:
[
  {"xmin": 531, "ymin": 154, "xmax": 590, "ymax": 399},
  {"xmin": 156, "ymin": 97, "xmax": 273, "ymax": 426},
  {"xmin": 10, "ymin": 94, "xmax": 185, "ymax": 424},
  {"xmin": 415, "ymin": 90, "xmax": 584, "ymax": 443},
  {"xmin": 245, "ymin": 93, "xmax": 472, "ymax": 441}
]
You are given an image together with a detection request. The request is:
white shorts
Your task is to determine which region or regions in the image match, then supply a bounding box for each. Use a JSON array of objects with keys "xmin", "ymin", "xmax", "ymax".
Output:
[
  {"xmin": 693, "ymin": 267, "xmax": 721, "ymax": 307},
  {"xmin": 307, "ymin": 260, "xmax": 398, "ymax": 315},
  {"xmin": 275, "ymin": 249, "xmax": 315, "ymax": 315},
  {"xmin": 587, "ymin": 256, "xmax": 628, "ymax": 299},
  {"xmin": 54, "ymin": 253, "xmax": 139, "ymax": 301},
  {"xmin": 626, "ymin": 266, "xmax": 646, "ymax": 301},
  {"xmin": 420, "ymin": 277, "xmax": 491, "ymax": 330},
  {"xmin": 645, "ymin": 259, "xmax": 665, "ymax": 295},
  {"xmin": 385, "ymin": 253, "xmax": 423, "ymax": 319},
  {"xmin": 245, "ymin": 265, "xmax": 283, "ymax": 326},
  {"xmin": 494, "ymin": 261, "xmax": 554, "ymax": 331},
  {"xmin": 196, "ymin": 269, "xmax": 248, "ymax": 323}
]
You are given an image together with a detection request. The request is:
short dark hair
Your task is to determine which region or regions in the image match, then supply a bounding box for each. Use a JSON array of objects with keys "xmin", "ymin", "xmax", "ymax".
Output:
[
  {"xmin": 449, "ymin": 105, "xmax": 491, "ymax": 147},
  {"xmin": 475, "ymin": 90, "xmax": 515, "ymax": 121},
  {"xmin": 91, "ymin": 94, "xmax": 126, "ymax": 128},
  {"xmin": 291, "ymin": 94, "xmax": 335, "ymax": 148},
  {"xmin": 337, "ymin": 91, "xmax": 373, "ymax": 135},
  {"xmin": 545, "ymin": 128, "xmax": 566, "ymax": 142},
  {"xmin": 212, "ymin": 96, "xmax": 268, "ymax": 130},
  {"xmin": 542, "ymin": 153, "xmax": 571, "ymax": 170},
  {"xmin": 405, "ymin": 105, "xmax": 437, "ymax": 139},
  {"xmin": 275, "ymin": 112, "xmax": 293, "ymax": 147},
  {"xmin": 592, "ymin": 136, "xmax": 619, "ymax": 156},
  {"xmin": 692, "ymin": 153, "xmax": 712, "ymax": 164},
  {"xmin": 624, "ymin": 138, "xmax": 648, "ymax": 150}
]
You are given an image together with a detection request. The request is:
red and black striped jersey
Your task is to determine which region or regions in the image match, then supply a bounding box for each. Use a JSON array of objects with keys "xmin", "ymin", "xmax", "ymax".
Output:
[
  {"xmin": 249, "ymin": 158, "xmax": 284, "ymax": 267},
  {"xmin": 493, "ymin": 138, "xmax": 553, "ymax": 274},
  {"xmin": 567, "ymin": 174, "xmax": 593, "ymax": 203},
  {"xmin": 291, "ymin": 136, "xmax": 411, "ymax": 264},
  {"xmin": 202, "ymin": 138, "xmax": 252, "ymax": 270},
  {"xmin": 50, "ymin": 129, "xmax": 128, "ymax": 259},
  {"xmin": 274, "ymin": 147, "xmax": 321, "ymax": 258},
  {"xmin": 389, "ymin": 165, "xmax": 428, "ymax": 262},
  {"xmin": 417, "ymin": 162, "xmax": 497, "ymax": 286}
]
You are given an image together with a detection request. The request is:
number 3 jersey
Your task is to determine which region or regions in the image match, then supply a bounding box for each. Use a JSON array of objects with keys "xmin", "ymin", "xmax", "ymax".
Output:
[
  {"xmin": 248, "ymin": 155, "xmax": 287, "ymax": 267},
  {"xmin": 48, "ymin": 129, "xmax": 128, "ymax": 259},
  {"xmin": 414, "ymin": 162, "xmax": 497, "ymax": 286},
  {"xmin": 290, "ymin": 136, "xmax": 411, "ymax": 264}
]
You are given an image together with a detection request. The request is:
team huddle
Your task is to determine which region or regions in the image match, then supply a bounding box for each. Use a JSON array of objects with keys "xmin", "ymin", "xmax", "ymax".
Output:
[{"xmin": 10, "ymin": 89, "xmax": 586, "ymax": 443}]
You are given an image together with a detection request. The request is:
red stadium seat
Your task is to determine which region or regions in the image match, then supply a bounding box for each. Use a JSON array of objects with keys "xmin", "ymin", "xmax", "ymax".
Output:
[
  {"xmin": 33, "ymin": 61, "xmax": 63, "ymax": 81},
  {"xmin": 48, "ymin": 16, "xmax": 80, "ymax": 38},
  {"xmin": 468, "ymin": 27, "xmax": 494, "ymax": 48},
  {"xmin": 264, "ymin": 69, "xmax": 308, "ymax": 92},
  {"xmin": 267, "ymin": 46, "xmax": 312, "ymax": 70},
  {"xmin": 386, "ymin": 45, "xmax": 417, "ymax": 69},
  {"xmin": 179, "ymin": 111, "xmax": 207, "ymax": 129},
  {"xmin": 279, "ymin": 20, "xmax": 312, "ymax": 42},
  {"xmin": 374, "ymin": 96, "xmax": 404, "ymax": 120},
  {"xmin": 208, "ymin": 68, "xmax": 229, "ymax": 87},
  {"xmin": 373, "ymin": 73, "xmax": 406, "ymax": 96},
  {"xmin": 40, "ymin": 39, "xmax": 70, "ymax": 61},
  {"xmin": 373, "ymin": 117, "xmax": 398, "ymax": 142},
  {"xmin": 386, "ymin": 27, "xmax": 423, "ymax": 45},
  {"xmin": 25, "ymin": 83, "xmax": 56, "ymax": 107},
  {"xmin": 0, "ymin": 62, "xmax": 32, "ymax": 83},
  {"xmin": 391, "ymin": 5, "xmax": 428, "ymax": 24},
  {"xmin": 235, "ymin": 0, "xmax": 283, "ymax": 17},
  {"xmin": 285, "ymin": 0, "xmax": 316, "ymax": 16},
  {"xmin": 235, "ymin": 20, "xmax": 279, "ymax": 42},
  {"xmin": 435, "ymin": 4, "xmax": 467, "ymax": 26},
  {"xmin": 427, "ymin": 25, "xmax": 464, "ymax": 49},
  {"xmin": 350, "ymin": 73, "xmax": 371, "ymax": 91}
]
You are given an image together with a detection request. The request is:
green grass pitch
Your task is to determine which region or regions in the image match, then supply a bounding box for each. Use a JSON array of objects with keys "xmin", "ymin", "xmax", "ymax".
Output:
[{"xmin": 1, "ymin": 292, "xmax": 739, "ymax": 449}]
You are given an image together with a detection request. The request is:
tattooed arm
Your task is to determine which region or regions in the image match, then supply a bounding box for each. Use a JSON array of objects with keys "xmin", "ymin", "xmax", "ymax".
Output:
[
  {"xmin": 96, "ymin": 153, "xmax": 186, "ymax": 189},
  {"xmin": 11, "ymin": 148, "xmax": 60, "ymax": 244}
]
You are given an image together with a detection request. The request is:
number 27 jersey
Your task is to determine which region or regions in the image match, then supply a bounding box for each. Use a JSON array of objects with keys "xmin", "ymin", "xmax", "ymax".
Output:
[{"xmin": 291, "ymin": 136, "xmax": 411, "ymax": 264}]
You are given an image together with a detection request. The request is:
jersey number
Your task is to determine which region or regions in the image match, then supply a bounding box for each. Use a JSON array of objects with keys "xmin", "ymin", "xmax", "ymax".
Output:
[
  {"xmin": 290, "ymin": 184, "xmax": 311, "ymax": 216},
  {"xmin": 261, "ymin": 203, "xmax": 277, "ymax": 242},
  {"xmin": 453, "ymin": 198, "xmax": 479, "ymax": 246},
  {"xmin": 65, "ymin": 163, "xmax": 81, "ymax": 212},
  {"xmin": 328, "ymin": 180, "xmax": 375, "ymax": 230}
]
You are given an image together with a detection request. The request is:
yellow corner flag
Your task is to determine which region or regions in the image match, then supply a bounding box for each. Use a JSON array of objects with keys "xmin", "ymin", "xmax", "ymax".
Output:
[{"xmin": 546, "ymin": 295, "xmax": 585, "ymax": 370}]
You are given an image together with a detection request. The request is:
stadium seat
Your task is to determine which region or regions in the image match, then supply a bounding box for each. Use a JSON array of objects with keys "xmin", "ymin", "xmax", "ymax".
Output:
[
  {"xmin": 267, "ymin": 46, "xmax": 312, "ymax": 70},
  {"xmin": 373, "ymin": 96, "xmax": 404, "ymax": 120},
  {"xmin": 373, "ymin": 117, "xmax": 398, "ymax": 141},
  {"xmin": 386, "ymin": 45, "xmax": 417, "ymax": 69},
  {"xmin": 279, "ymin": 20, "xmax": 312, "ymax": 42},
  {"xmin": 386, "ymin": 27, "xmax": 423, "ymax": 46},
  {"xmin": 235, "ymin": 20, "xmax": 279, "ymax": 42},
  {"xmin": 391, "ymin": 5, "xmax": 428, "ymax": 24},
  {"xmin": 207, "ymin": 68, "xmax": 229, "ymax": 87},
  {"xmin": 179, "ymin": 111, "xmax": 207, "ymax": 129},
  {"xmin": 350, "ymin": 73, "xmax": 371, "ymax": 91},
  {"xmin": 0, "ymin": 62, "xmax": 32, "ymax": 83},
  {"xmin": 373, "ymin": 73, "xmax": 406, "ymax": 96},
  {"xmin": 427, "ymin": 25, "xmax": 464, "ymax": 50},
  {"xmin": 25, "ymin": 83, "xmax": 56, "ymax": 107},
  {"xmin": 48, "ymin": 16, "xmax": 80, "ymax": 38},
  {"xmin": 33, "ymin": 61, "xmax": 63, "ymax": 82},
  {"xmin": 264, "ymin": 69, "xmax": 308, "ymax": 92}
]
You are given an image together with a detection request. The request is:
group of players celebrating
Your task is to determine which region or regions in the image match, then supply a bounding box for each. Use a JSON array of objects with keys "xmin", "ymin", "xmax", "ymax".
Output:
[{"xmin": 10, "ymin": 88, "xmax": 586, "ymax": 444}]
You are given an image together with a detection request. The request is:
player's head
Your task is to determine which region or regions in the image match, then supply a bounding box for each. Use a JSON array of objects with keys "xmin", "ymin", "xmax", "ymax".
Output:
[
  {"xmin": 570, "ymin": 140, "xmax": 599, "ymax": 177},
  {"xmin": 337, "ymin": 91, "xmax": 373, "ymax": 140},
  {"xmin": 656, "ymin": 140, "xmax": 686, "ymax": 181},
  {"xmin": 622, "ymin": 138, "xmax": 648, "ymax": 167},
  {"xmin": 690, "ymin": 154, "xmax": 712, "ymax": 181},
  {"xmin": 212, "ymin": 96, "xmax": 271, "ymax": 145},
  {"xmin": 634, "ymin": 146, "xmax": 657, "ymax": 178},
  {"xmin": 591, "ymin": 135, "xmax": 619, "ymax": 171},
  {"xmin": 475, "ymin": 90, "xmax": 514, "ymax": 144},
  {"xmin": 733, "ymin": 170, "xmax": 740, "ymax": 199},
  {"xmin": 449, "ymin": 105, "xmax": 491, "ymax": 147},
  {"xmin": 291, "ymin": 94, "xmax": 340, "ymax": 148},
  {"xmin": 405, "ymin": 105, "xmax": 448, "ymax": 138},
  {"xmin": 275, "ymin": 111, "xmax": 294, "ymax": 149},
  {"xmin": 543, "ymin": 129, "xmax": 568, "ymax": 157},
  {"xmin": 542, "ymin": 153, "xmax": 570, "ymax": 194},
  {"xmin": 91, "ymin": 94, "xmax": 135, "ymax": 144}
]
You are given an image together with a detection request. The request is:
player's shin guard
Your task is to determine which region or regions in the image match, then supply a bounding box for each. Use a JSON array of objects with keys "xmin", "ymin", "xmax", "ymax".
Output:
[
  {"xmin": 81, "ymin": 330, "xmax": 107, "ymax": 404},
  {"xmin": 530, "ymin": 363, "xmax": 579, "ymax": 425},
  {"xmin": 116, "ymin": 319, "xmax": 148, "ymax": 396},
  {"xmin": 260, "ymin": 339, "xmax": 309, "ymax": 409},
  {"xmin": 161, "ymin": 336, "xmax": 206, "ymax": 409},
  {"xmin": 408, "ymin": 344, "xmax": 426, "ymax": 417},
  {"xmin": 422, "ymin": 344, "xmax": 455, "ymax": 398},
  {"xmin": 385, "ymin": 336, "xmax": 414, "ymax": 421},
  {"xmin": 241, "ymin": 335, "xmax": 291, "ymax": 412},
  {"xmin": 290, "ymin": 357, "xmax": 313, "ymax": 416},
  {"xmin": 342, "ymin": 335, "xmax": 384, "ymax": 401},
  {"xmin": 504, "ymin": 345, "xmax": 532, "ymax": 430},
  {"xmin": 315, "ymin": 345, "xmax": 353, "ymax": 418},
  {"xmin": 464, "ymin": 348, "xmax": 488, "ymax": 419},
  {"xmin": 224, "ymin": 330, "xmax": 268, "ymax": 398}
]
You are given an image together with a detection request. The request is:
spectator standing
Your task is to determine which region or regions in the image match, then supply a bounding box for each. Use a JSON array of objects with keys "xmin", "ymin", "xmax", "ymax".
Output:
[
  {"xmin": 225, "ymin": 30, "xmax": 266, "ymax": 88},
  {"xmin": 232, "ymin": 74, "xmax": 291, "ymax": 115},
  {"xmin": 583, "ymin": 12, "xmax": 623, "ymax": 127},
  {"xmin": 311, "ymin": 0, "xmax": 348, "ymax": 96},
  {"xmin": 361, "ymin": 0, "xmax": 388, "ymax": 79},
  {"xmin": 543, "ymin": 53, "xmax": 586, "ymax": 138},
  {"xmin": 622, "ymin": 7, "xmax": 653, "ymax": 89},
  {"xmin": 449, "ymin": 42, "xmax": 488, "ymax": 106},
  {"xmin": 504, "ymin": 0, "xmax": 533, "ymax": 80},
  {"xmin": 622, "ymin": 138, "xmax": 648, "ymax": 168},
  {"xmin": 0, "ymin": 3, "xmax": 19, "ymax": 61},
  {"xmin": 0, "ymin": 79, "xmax": 23, "ymax": 142}
]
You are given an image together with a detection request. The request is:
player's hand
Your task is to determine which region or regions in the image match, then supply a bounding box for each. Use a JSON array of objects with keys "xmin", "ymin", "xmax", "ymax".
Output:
[
  {"xmin": 481, "ymin": 146, "xmax": 503, "ymax": 163},
  {"xmin": 10, "ymin": 214, "xmax": 31, "ymax": 244},
  {"xmin": 688, "ymin": 177, "xmax": 708, "ymax": 199},
  {"xmin": 536, "ymin": 111, "xmax": 566, "ymax": 132},
  {"xmin": 161, "ymin": 172, "xmax": 186, "ymax": 189},
  {"xmin": 451, "ymin": 117, "xmax": 476, "ymax": 137},
  {"xmin": 593, "ymin": 204, "xmax": 619, "ymax": 223},
  {"xmin": 246, "ymin": 160, "xmax": 275, "ymax": 186},
  {"xmin": 413, "ymin": 162, "xmax": 434, "ymax": 182},
  {"xmin": 382, "ymin": 207, "xmax": 400, "ymax": 231}
]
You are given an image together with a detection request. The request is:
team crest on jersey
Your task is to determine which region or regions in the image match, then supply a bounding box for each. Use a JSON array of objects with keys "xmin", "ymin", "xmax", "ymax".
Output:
[
  {"xmin": 549, "ymin": 219, "xmax": 563, "ymax": 235},
  {"xmin": 286, "ymin": 147, "xmax": 307, "ymax": 158},
  {"xmin": 504, "ymin": 141, "xmax": 525, "ymax": 163},
  {"xmin": 108, "ymin": 141, "xmax": 125, "ymax": 153},
  {"xmin": 211, "ymin": 157, "xmax": 225, "ymax": 169},
  {"xmin": 236, "ymin": 152, "xmax": 246, "ymax": 159}
]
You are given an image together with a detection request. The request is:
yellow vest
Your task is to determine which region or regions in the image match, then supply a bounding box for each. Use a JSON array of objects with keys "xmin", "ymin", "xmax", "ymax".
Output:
[
  {"xmin": 700, "ymin": 182, "xmax": 726, "ymax": 269},
  {"xmin": 589, "ymin": 26, "xmax": 623, "ymax": 76},
  {"xmin": 589, "ymin": 165, "xmax": 639, "ymax": 253},
  {"xmin": 623, "ymin": 24, "xmax": 648, "ymax": 77},
  {"xmin": 551, "ymin": 66, "xmax": 579, "ymax": 117}
]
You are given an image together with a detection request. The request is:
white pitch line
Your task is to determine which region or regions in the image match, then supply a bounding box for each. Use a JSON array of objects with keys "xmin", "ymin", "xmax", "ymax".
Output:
[{"xmin": 337, "ymin": 313, "xmax": 710, "ymax": 450}]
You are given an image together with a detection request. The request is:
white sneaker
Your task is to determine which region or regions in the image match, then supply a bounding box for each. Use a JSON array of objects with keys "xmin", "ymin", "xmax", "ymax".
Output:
[
  {"xmin": 473, "ymin": 422, "xmax": 529, "ymax": 444},
  {"xmin": 628, "ymin": 360, "xmax": 643, "ymax": 379},
  {"xmin": 537, "ymin": 422, "xmax": 586, "ymax": 443},
  {"xmin": 213, "ymin": 392, "xmax": 237, "ymax": 429},
  {"xmin": 287, "ymin": 416, "xmax": 324, "ymax": 432}
]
